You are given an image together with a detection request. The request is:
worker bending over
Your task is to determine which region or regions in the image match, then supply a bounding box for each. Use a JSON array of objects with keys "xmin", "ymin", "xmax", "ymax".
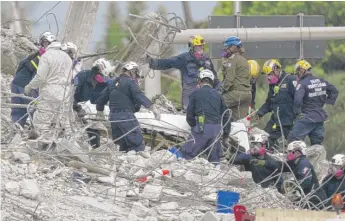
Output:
[
  {"xmin": 180, "ymin": 69, "xmax": 230, "ymax": 165},
  {"xmin": 96, "ymin": 61, "xmax": 160, "ymax": 152}
]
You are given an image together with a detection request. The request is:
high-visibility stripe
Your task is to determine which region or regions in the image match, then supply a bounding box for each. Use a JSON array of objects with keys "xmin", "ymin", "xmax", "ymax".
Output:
[
  {"xmin": 37, "ymin": 56, "xmax": 40, "ymax": 59},
  {"xmin": 30, "ymin": 60, "xmax": 38, "ymax": 70}
]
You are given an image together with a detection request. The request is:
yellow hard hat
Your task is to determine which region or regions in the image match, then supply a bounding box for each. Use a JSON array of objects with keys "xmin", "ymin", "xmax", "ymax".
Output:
[
  {"xmin": 188, "ymin": 35, "xmax": 205, "ymax": 48},
  {"xmin": 262, "ymin": 59, "xmax": 281, "ymax": 75},
  {"xmin": 294, "ymin": 60, "xmax": 312, "ymax": 73},
  {"xmin": 248, "ymin": 60, "xmax": 260, "ymax": 77}
]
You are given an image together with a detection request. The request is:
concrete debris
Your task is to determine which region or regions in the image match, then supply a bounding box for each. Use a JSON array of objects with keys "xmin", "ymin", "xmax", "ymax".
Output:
[
  {"xmin": 12, "ymin": 151, "xmax": 31, "ymax": 164},
  {"xmin": 142, "ymin": 184, "xmax": 163, "ymax": 202},
  {"xmin": 5, "ymin": 181, "xmax": 20, "ymax": 195},
  {"xmin": 19, "ymin": 179, "xmax": 40, "ymax": 200}
]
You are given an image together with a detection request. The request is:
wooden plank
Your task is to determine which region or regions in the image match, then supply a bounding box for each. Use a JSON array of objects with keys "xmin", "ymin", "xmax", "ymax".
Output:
[{"xmin": 256, "ymin": 208, "xmax": 345, "ymax": 221}]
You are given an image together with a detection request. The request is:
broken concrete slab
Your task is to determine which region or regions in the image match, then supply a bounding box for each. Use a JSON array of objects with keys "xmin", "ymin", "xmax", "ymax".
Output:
[
  {"xmin": 141, "ymin": 184, "xmax": 163, "ymax": 202},
  {"xmin": 5, "ymin": 181, "xmax": 20, "ymax": 195},
  {"xmin": 201, "ymin": 212, "xmax": 220, "ymax": 221},
  {"xmin": 12, "ymin": 152, "xmax": 31, "ymax": 164},
  {"xmin": 19, "ymin": 179, "xmax": 40, "ymax": 200}
]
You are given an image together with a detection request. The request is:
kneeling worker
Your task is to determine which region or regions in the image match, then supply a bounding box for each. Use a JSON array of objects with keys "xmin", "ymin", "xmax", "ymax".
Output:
[{"xmin": 180, "ymin": 69, "xmax": 230, "ymax": 165}]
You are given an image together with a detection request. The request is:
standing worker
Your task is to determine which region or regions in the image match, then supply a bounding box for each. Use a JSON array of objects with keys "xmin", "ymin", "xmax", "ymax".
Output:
[
  {"xmin": 24, "ymin": 40, "xmax": 74, "ymax": 135},
  {"xmin": 321, "ymin": 154, "xmax": 345, "ymax": 208},
  {"xmin": 221, "ymin": 36, "xmax": 251, "ymax": 121},
  {"xmin": 143, "ymin": 35, "xmax": 220, "ymax": 110},
  {"xmin": 10, "ymin": 31, "xmax": 56, "ymax": 127},
  {"xmin": 96, "ymin": 61, "xmax": 160, "ymax": 152},
  {"xmin": 287, "ymin": 60, "xmax": 339, "ymax": 145},
  {"xmin": 248, "ymin": 60, "xmax": 260, "ymax": 110},
  {"xmin": 72, "ymin": 58, "xmax": 113, "ymax": 148},
  {"xmin": 255, "ymin": 59, "xmax": 297, "ymax": 150},
  {"xmin": 180, "ymin": 69, "xmax": 230, "ymax": 165}
]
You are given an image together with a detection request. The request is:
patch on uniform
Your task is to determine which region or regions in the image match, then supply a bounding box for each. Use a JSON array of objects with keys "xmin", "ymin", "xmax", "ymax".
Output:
[
  {"xmin": 303, "ymin": 167, "xmax": 310, "ymax": 175},
  {"xmin": 280, "ymin": 84, "xmax": 287, "ymax": 89},
  {"xmin": 292, "ymin": 81, "xmax": 297, "ymax": 87},
  {"xmin": 227, "ymin": 63, "xmax": 232, "ymax": 68},
  {"xmin": 296, "ymin": 84, "xmax": 301, "ymax": 90}
]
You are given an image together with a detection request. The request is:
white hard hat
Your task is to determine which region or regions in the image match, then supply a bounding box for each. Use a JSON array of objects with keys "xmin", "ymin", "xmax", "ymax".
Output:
[
  {"xmin": 199, "ymin": 69, "xmax": 214, "ymax": 82},
  {"xmin": 61, "ymin": 42, "xmax": 78, "ymax": 59},
  {"xmin": 123, "ymin": 61, "xmax": 142, "ymax": 78},
  {"xmin": 39, "ymin": 31, "xmax": 56, "ymax": 43},
  {"xmin": 250, "ymin": 134, "xmax": 268, "ymax": 144},
  {"xmin": 331, "ymin": 154, "xmax": 345, "ymax": 166},
  {"xmin": 287, "ymin": 141, "xmax": 307, "ymax": 155},
  {"xmin": 93, "ymin": 58, "xmax": 113, "ymax": 77}
]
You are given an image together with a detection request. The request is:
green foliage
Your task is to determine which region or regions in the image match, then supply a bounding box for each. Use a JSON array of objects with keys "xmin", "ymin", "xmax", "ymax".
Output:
[{"xmin": 213, "ymin": 1, "xmax": 345, "ymax": 72}]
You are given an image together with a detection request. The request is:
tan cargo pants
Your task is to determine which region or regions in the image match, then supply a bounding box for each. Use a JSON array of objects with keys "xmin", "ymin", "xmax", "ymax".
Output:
[{"xmin": 222, "ymin": 90, "xmax": 252, "ymax": 121}]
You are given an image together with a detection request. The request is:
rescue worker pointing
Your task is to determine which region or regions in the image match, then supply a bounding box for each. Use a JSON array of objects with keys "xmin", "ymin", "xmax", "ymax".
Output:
[
  {"xmin": 11, "ymin": 31, "xmax": 56, "ymax": 127},
  {"xmin": 96, "ymin": 61, "xmax": 160, "ymax": 152},
  {"xmin": 255, "ymin": 59, "xmax": 297, "ymax": 150},
  {"xmin": 180, "ymin": 69, "xmax": 230, "ymax": 165},
  {"xmin": 221, "ymin": 36, "xmax": 251, "ymax": 121},
  {"xmin": 143, "ymin": 35, "xmax": 220, "ymax": 110},
  {"xmin": 287, "ymin": 60, "xmax": 339, "ymax": 145}
]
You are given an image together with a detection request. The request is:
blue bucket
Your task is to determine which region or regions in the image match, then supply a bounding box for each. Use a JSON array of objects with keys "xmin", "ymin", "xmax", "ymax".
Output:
[
  {"xmin": 168, "ymin": 146, "xmax": 183, "ymax": 159},
  {"xmin": 216, "ymin": 190, "xmax": 240, "ymax": 214}
]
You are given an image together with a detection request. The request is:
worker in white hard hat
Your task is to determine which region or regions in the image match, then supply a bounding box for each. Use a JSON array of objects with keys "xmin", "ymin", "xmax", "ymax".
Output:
[
  {"xmin": 72, "ymin": 58, "xmax": 114, "ymax": 148},
  {"xmin": 96, "ymin": 61, "xmax": 160, "ymax": 152},
  {"xmin": 180, "ymin": 69, "xmax": 230, "ymax": 165},
  {"xmin": 24, "ymin": 39, "xmax": 74, "ymax": 136},
  {"xmin": 11, "ymin": 31, "xmax": 56, "ymax": 127},
  {"xmin": 278, "ymin": 141, "xmax": 327, "ymax": 209},
  {"xmin": 321, "ymin": 154, "xmax": 345, "ymax": 209}
]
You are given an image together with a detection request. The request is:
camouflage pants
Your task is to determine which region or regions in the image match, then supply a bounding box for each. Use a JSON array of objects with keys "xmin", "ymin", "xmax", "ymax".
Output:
[{"xmin": 222, "ymin": 90, "xmax": 252, "ymax": 121}]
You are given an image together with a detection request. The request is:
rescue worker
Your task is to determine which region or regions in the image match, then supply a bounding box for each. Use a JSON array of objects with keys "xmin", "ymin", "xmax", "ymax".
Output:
[
  {"xmin": 221, "ymin": 36, "xmax": 251, "ymax": 121},
  {"xmin": 143, "ymin": 35, "xmax": 220, "ymax": 110},
  {"xmin": 60, "ymin": 42, "xmax": 80, "ymax": 77},
  {"xmin": 248, "ymin": 60, "xmax": 260, "ymax": 110},
  {"xmin": 255, "ymin": 59, "xmax": 297, "ymax": 150},
  {"xmin": 287, "ymin": 60, "xmax": 339, "ymax": 145},
  {"xmin": 279, "ymin": 141, "xmax": 327, "ymax": 210},
  {"xmin": 24, "ymin": 40, "xmax": 73, "ymax": 135},
  {"xmin": 322, "ymin": 154, "xmax": 345, "ymax": 208},
  {"xmin": 96, "ymin": 61, "xmax": 160, "ymax": 152},
  {"xmin": 180, "ymin": 69, "xmax": 230, "ymax": 165},
  {"xmin": 233, "ymin": 134, "xmax": 284, "ymax": 193},
  {"xmin": 10, "ymin": 31, "xmax": 56, "ymax": 127},
  {"xmin": 73, "ymin": 58, "xmax": 113, "ymax": 148}
]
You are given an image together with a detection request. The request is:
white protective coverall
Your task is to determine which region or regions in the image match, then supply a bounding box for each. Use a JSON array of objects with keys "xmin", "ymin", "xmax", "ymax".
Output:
[{"xmin": 25, "ymin": 42, "xmax": 74, "ymax": 134}]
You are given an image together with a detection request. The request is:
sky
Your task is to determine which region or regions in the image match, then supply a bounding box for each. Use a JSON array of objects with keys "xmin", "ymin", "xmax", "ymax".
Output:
[{"xmin": 24, "ymin": 1, "xmax": 218, "ymax": 52}]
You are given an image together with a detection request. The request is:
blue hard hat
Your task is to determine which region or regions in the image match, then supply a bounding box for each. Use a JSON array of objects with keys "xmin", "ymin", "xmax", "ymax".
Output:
[{"xmin": 224, "ymin": 36, "xmax": 242, "ymax": 48}]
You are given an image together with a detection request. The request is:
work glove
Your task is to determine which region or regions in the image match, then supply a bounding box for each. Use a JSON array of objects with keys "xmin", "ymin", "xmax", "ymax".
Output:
[
  {"xmin": 96, "ymin": 111, "xmax": 105, "ymax": 121},
  {"xmin": 24, "ymin": 86, "xmax": 34, "ymax": 97},
  {"xmin": 250, "ymin": 159, "xmax": 266, "ymax": 167},
  {"xmin": 296, "ymin": 113, "xmax": 305, "ymax": 120},
  {"xmin": 253, "ymin": 113, "xmax": 262, "ymax": 122},
  {"xmin": 151, "ymin": 104, "xmax": 161, "ymax": 120}
]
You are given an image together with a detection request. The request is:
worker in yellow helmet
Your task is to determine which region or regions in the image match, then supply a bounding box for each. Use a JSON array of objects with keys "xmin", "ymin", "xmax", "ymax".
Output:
[
  {"xmin": 142, "ymin": 35, "xmax": 220, "ymax": 110},
  {"xmin": 287, "ymin": 59, "xmax": 338, "ymax": 145},
  {"xmin": 254, "ymin": 59, "xmax": 298, "ymax": 150},
  {"xmin": 248, "ymin": 60, "xmax": 260, "ymax": 110}
]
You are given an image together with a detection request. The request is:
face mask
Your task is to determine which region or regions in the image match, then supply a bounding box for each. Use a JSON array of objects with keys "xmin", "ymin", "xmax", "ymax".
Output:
[
  {"xmin": 267, "ymin": 74, "xmax": 279, "ymax": 84},
  {"xmin": 250, "ymin": 145, "xmax": 266, "ymax": 156},
  {"xmin": 94, "ymin": 74, "xmax": 105, "ymax": 83},
  {"xmin": 194, "ymin": 51, "xmax": 204, "ymax": 60},
  {"xmin": 287, "ymin": 152, "xmax": 296, "ymax": 161},
  {"xmin": 39, "ymin": 47, "xmax": 46, "ymax": 56},
  {"xmin": 335, "ymin": 169, "xmax": 344, "ymax": 178}
]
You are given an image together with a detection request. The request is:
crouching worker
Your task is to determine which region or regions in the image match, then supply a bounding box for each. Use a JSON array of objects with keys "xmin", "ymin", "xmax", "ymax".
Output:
[
  {"xmin": 279, "ymin": 141, "xmax": 327, "ymax": 210},
  {"xmin": 322, "ymin": 154, "xmax": 345, "ymax": 209},
  {"xmin": 73, "ymin": 58, "xmax": 113, "ymax": 148},
  {"xmin": 180, "ymin": 69, "xmax": 230, "ymax": 165},
  {"xmin": 96, "ymin": 61, "xmax": 160, "ymax": 152},
  {"xmin": 233, "ymin": 134, "xmax": 284, "ymax": 193}
]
